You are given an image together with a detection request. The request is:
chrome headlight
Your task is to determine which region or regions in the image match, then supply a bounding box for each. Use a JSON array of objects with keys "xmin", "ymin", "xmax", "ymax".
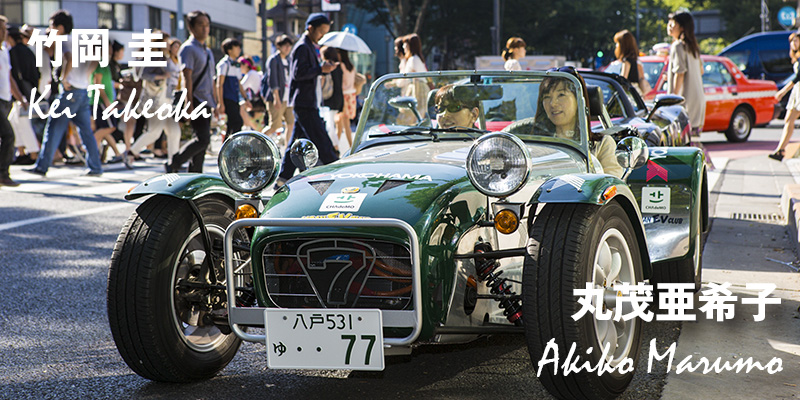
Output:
[
  {"xmin": 466, "ymin": 132, "xmax": 531, "ymax": 197},
  {"xmin": 218, "ymin": 131, "xmax": 280, "ymax": 193}
]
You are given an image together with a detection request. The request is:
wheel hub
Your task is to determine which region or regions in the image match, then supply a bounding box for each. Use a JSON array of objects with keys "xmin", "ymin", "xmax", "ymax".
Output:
[
  {"xmin": 171, "ymin": 225, "xmax": 228, "ymax": 352},
  {"xmin": 591, "ymin": 228, "xmax": 637, "ymax": 367}
]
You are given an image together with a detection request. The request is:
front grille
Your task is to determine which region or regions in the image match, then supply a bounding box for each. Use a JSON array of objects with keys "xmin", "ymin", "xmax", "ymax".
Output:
[{"xmin": 262, "ymin": 237, "xmax": 413, "ymax": 310}]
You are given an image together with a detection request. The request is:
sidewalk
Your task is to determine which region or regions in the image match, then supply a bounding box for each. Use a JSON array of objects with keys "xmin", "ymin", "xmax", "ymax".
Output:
[{"xmin": 661, "ymin": 153, "xmax": 800, "ymax": 399}]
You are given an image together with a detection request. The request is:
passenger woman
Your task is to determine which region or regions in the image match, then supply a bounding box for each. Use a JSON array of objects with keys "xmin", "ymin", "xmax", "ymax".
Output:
[{"xmin": 534, "ymin": 70, "xmax": 623, "ymax": 178}]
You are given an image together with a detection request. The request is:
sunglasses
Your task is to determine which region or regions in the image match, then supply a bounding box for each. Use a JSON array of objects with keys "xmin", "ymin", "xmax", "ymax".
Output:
[
  {"xmin": 547, "ymin": 66, "xmax": 576, "ymax": 74},
  {"xmin": 435, "ymin": 103, "xmax": 464, "ymax": 114}
]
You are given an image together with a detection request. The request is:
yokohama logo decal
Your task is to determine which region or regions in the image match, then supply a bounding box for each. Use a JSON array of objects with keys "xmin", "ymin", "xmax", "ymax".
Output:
[{"xmin": 646, "ymin": 160, "xmax": 668, "ymax": 182}]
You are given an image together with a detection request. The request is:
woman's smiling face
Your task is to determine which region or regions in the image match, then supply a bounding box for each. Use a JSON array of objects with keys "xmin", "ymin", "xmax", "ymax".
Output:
[{"xmin": 542, "ymin": 81, "xmax": 578, "ymax": 134}]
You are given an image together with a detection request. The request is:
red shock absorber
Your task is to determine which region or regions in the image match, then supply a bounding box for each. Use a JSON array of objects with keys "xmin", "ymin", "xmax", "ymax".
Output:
[{"xmin": 474, "ymin": 243, "xmax": 523, "ymax": 326}]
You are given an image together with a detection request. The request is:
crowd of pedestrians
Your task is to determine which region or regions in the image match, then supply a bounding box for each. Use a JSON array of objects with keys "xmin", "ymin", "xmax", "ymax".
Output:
[
  {"xmin": 0, "ymin": 7, "xmax": 721, "ymax": 189},
  {"xmin": 0, "ymin": 9, "xmax": 368, "ymax": 187}
]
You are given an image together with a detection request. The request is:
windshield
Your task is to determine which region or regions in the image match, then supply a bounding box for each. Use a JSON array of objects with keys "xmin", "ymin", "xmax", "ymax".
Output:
[
  {"xmin": 641, "ymin": 61, "xmax": 665, "ymax": 89},
  {"xmin": 355, "ymin": 72, "xmax": 589, "ymax": 150}
]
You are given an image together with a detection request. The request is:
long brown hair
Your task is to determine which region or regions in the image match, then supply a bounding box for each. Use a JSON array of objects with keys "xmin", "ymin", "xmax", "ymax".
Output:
[
  {"xmin": 394, "ymin": 36, "xmax": 404, "ymax": 59},
  {"xmin": 614, "ymin": 29, "xmax": 639, "ymax": 61},
  {"xmin": 402, "ymin": 33, "xmax": 425, "ymax": 63},
  {"xmin": 790, "ymin": 32, "xmax": 800, "ymax": 63},
  {"xmin": 502, "ymin": 37, "xmax": 526, "ymax": 61},
  {"xmin": 670, "ymin": 12, "xmax": 700, "ymax": 58},
  {"xmin": 338, "ymin": 48, "xmax": 353, "ymax": 72}
]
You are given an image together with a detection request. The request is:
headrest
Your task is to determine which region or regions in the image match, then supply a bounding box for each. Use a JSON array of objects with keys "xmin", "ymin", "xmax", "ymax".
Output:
[{"xmin": 587, "ymin": 85, "xmax": 605, "ymax": 117}]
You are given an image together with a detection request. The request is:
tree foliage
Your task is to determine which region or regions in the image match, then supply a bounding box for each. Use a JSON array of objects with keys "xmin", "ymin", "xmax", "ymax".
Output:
[
  {"xmin": 355, "ymin": 0, "xmax": 789, "ymax": 70},
  {"xmin": 355, "ymin": 0, "xmax": 433, "ymax": 37}
]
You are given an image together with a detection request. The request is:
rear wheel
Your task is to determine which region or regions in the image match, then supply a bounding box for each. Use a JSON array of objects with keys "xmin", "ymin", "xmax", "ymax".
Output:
[
  {"xmin": 724, "ymin": 107, "xmax": 752, "ymax": 142},
  {"xmin": 524, "ymin": 202, "xmax": 644, "ymax": 400},
  {"xmin": 107, "ymin": 195, "xmax": 248, "ymax": 382}
]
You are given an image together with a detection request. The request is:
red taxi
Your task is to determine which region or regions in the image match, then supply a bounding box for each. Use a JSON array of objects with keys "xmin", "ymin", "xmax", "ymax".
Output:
[{"xmin": 640, "ymin": 55, "xmax": 778, "ymax": 142}]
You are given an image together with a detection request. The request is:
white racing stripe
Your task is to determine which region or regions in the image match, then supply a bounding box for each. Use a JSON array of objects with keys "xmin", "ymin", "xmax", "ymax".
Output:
[
  {"xmin": 704, "ymin": 90, "xmax": 776, "ymax": 102},
  {"xmin": 0, "ymin": 202, "xmax": 135, "ymax": 232}
]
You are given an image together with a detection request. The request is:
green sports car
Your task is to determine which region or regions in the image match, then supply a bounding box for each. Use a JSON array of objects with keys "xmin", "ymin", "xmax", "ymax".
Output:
[{"xmin": 108, "ymin": 70, "xmax": 708, "ymax": 400}]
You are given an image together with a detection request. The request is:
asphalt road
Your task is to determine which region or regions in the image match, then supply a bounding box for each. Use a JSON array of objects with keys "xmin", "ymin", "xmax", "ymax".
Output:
[{"xmin": 0, "ymin": 125, "xmax": 782, "ymax": 399}]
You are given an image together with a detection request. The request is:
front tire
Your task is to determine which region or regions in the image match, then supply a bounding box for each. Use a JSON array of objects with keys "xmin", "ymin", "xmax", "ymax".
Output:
[
  {"xmin": 107, "ymin": 195, "xmax": 246, "ymax": 382},
  {"xmin": 724, "ymin": 107, "xmax": 752, "ymax": 142},
  {"xmin": 524, "ymin": 202, "xmax": 644, "ymax": 400}
]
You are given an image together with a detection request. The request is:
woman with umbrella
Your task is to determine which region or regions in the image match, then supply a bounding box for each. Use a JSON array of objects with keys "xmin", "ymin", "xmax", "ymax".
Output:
[
  {"xmin": 319, "ymin": 30, "xmax": 372, "ymax": 148},
  {"xmin": 338, "ymin": 49, "xmax": 356, "ymax": 147}
]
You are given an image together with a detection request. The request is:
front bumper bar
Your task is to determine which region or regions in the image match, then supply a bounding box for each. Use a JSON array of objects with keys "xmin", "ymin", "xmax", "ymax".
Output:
[{"xmin": 224, "ymin": 218, "xmax": 422, "ymax": 347}]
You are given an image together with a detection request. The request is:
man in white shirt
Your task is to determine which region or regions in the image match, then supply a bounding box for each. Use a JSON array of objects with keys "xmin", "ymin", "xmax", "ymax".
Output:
[
  {"xmin": 26, "ymin": 9, "xmax": 102, "ymax": 177},
  {"xmin": 0, "ymin": 16, "xmax": 27, "ymax": 186}
]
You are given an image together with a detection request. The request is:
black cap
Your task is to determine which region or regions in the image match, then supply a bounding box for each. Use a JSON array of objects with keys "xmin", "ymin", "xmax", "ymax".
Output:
[
  {"xmin": 305, "ymin": 13, "xmax": 331, "ymax": 28},
  {"xmin": 7, "ymin": 25, "xmax": 21, "ymax": 37}
]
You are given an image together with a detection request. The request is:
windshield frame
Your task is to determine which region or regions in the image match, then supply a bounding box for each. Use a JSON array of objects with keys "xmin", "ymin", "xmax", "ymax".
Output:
[{"xmin": 353, "ymin": 70, "xmax": 593, "ymax": 164}]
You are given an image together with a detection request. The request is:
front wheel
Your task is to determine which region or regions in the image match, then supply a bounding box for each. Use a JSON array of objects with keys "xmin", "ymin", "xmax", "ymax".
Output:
[
  {"xmin": 107, "ymin": 195, "xmax": 248, "ymax": 382},
  {"xmin": 524, "ymin": 202, "xmax": 644, "ymax": 400},
  {"xmin": 724, "ymin": 107, "xmax": 752, "ymax": 142}
]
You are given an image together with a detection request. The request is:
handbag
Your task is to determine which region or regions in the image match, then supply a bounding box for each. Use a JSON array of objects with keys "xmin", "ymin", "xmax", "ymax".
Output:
[
  {"xmin": 321, "ymin": 73, "xmax": 334, "ymax": 100},
  {"xmin": 9, "ymin": 103, "xmax": 39, "ymax": 152},
  {"xmin": 354, "ymin": 72, "xmax": 367, "ymax": 94}
]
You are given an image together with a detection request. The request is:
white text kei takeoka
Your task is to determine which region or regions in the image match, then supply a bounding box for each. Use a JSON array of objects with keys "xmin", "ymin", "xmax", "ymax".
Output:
[{"xmin": 26, "ymin": 85, "xmax": 211, "ymax": 122}]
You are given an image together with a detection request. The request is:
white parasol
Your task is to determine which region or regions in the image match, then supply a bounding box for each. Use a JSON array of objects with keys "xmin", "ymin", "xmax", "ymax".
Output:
[{"xmin": 319, "ymin": 31, "xmax": 372, "ymax": 54}]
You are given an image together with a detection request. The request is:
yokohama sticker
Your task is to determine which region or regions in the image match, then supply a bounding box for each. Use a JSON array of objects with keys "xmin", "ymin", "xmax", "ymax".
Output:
[
  {"xmin": 319, "ymin": 193, "xmax": 368, "ymax": 212},
  {"xmin": 641, "ymin": 187, "xmax": 670, "ymax": 214}
]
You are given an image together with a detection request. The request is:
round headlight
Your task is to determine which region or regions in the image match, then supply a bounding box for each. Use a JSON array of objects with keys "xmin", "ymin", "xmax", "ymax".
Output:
[
  {"xmin": 466, "ymin": 132, "xmax": 531, "ymax": 197},
  {"xmin": 218, "ymin": 131, "xmax": 280, "ymax": 193}
]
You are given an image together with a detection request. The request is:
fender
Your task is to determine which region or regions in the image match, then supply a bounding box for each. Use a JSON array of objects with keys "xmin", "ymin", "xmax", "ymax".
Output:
[
  {"xmin": 529, "ymin": 173, "xmax": 652, "ymax": 279},
  {"xmin": 124, "ymin": 173, "xmax": 242, "ymax": 201},
  {"xmin": 625, "ymin": 147, "xmax": 705, "ymax": 264}
]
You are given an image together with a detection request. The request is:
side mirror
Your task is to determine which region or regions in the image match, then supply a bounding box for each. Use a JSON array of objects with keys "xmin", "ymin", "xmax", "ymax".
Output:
[
  {"xmin": 615, "ymin": 136, "xmax": 649, "ymax": 179},
  {"xmin": 290, "ymin": 139, "xmax": 319, "ymax": 172},
  {"xmin": 646, "ymin": 94, "xmax": 684, "ymax": 122},
  {"xmin": 389, "ymin": 96, "xmax": 422, "ymax": 123}
]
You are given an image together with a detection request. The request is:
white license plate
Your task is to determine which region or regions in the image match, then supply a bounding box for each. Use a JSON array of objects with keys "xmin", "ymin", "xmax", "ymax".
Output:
[{"xmin": 264, "ymin": 309, "xmax": 384, "ymax": 370}]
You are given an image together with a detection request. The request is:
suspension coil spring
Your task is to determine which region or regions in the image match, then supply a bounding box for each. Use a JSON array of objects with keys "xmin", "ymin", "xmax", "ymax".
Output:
[{"xmin": 474, "ymin": 245, "xmax": 523, "ymax": 326}]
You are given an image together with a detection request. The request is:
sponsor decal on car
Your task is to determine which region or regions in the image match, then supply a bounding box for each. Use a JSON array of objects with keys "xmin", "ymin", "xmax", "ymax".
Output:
[
  {"xmin": 301, "ymin": 212, "xmax": 371, "ymax": 219},
  {"xmin": 646, "ymin": 160, "xmax": 669, "ymax": 182},
  {"xmin": 311, "ymin": 172, "xmax": 433, "ymax": 181},
  {"xmin": 319, "ymin": 193, "xmax": 368, "ymax": 212},
  {"xmin": 641, "ymin": 187, "xmax": 670, "ymax": 214}
]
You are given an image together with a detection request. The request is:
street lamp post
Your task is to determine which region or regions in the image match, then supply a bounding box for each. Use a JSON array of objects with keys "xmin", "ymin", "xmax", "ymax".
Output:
[{"xmin": 636, "ymin": 0, "xmax": 640, "ymax": 44}]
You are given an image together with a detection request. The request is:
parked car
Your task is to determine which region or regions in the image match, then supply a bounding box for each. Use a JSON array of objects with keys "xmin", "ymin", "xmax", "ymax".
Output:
[
  {"xmin": 718, "ymin": 30, "xmax": 792, "ymax": 82},
  {"xmin": 640, "ymin": 54, "xmax": 778, "ymax": 142},
  {"xmin": 581, "ymin": 70, "xmax": 691, "ymax": 147},
  {"xmin": 776, "ymin": 73, "xmax": 794, "ymax": 119},
  {"xmin": 107, "ymin": 70, "xmax": 708, "ymax": 400}
]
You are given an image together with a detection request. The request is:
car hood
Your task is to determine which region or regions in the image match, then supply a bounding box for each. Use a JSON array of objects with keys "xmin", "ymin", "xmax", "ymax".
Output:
[{"xmin": 262, "ymin": 140, "xmax": 586, "ymax": 224}]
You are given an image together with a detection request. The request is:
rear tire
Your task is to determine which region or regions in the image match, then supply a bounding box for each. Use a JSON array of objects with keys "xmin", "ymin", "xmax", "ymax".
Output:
[
  {"xmin": 524, "ymin": 202, "xmax": 644, "ymax": 400},
  {"xmin": 724, "ymin": 107, "xmax": 752, "ymax": 143},
  {"xmin": 107, "ymin": 195, "xmax": 246, "ymax": 382}
]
